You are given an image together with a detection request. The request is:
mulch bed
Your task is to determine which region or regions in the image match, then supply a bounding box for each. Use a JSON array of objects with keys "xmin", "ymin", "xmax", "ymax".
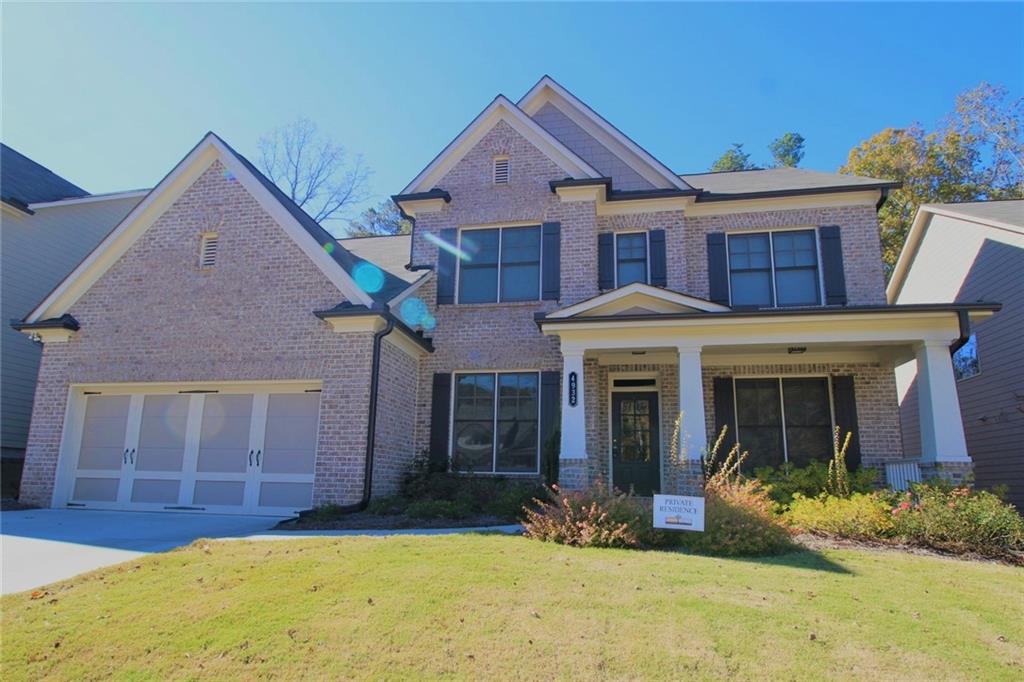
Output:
[
  {"xmin": 793, "ymin": 532, "xmax": 1024, "ymax": 566},
  {"xmin": 276, "ymin": 512, "xmax": 518, "ymax": 531}
]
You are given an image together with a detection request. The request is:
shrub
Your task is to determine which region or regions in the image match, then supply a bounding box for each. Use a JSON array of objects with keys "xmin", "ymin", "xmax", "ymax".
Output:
[
  {"xmin": 406, "ymin": 499, "xmax": 473, "ymax": 520},
  {"xmin": 785, "ymin": 492, "xmax": 895, "ymax": 541},
  {"xmin": 365, "ymin": 495, "xmax": 408, "ymax": 516},
  {"xmin": 890, "ymin": 485, "xmax": 1024, "ymax": 560},
  {"xmin": 754, "ymin": 461, "xmax": 878, "ymax": 506},
  {"xmin": 522, "ymin": 480, "xmax": 649, "ymax": 549}
]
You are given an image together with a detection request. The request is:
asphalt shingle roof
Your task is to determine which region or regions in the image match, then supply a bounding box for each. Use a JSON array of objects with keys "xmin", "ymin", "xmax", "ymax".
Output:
[
  {"xmin": 924, "ymin": 200, "xmax": 1024, "ymax": 231},
  {"xmin": 1, "ymin": 143, "xmax": 89, "ymax": 206},
  {"xmin": 679, "ymin": 167, "xmax": 897, "ymax": 197}
]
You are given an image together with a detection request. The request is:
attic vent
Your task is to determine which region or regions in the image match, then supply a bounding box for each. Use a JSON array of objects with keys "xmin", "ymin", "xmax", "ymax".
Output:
[
  {"xmin": 493, "ymin": 156, "xmax": 510, "ymax": 185},
  {"xmin": 199, "ymin": 233, "xmax": 219, "ymax": 268}
]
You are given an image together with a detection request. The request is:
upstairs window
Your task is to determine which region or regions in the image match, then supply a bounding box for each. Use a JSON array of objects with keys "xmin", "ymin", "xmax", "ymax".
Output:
[
  {"xmin": 616, "ymin": 232, "xmax": 649, "ymax": 286},
  {"xmin": 199, "ymin": 233, "xmax": 219, "ymax": 268},
  {"xmin": 728, "ymin": 229, "xmax": 820, "ymax": 307},
  {"xmin": 493, "ymin": 156, "xmax": 510, "ymax": 185},
  {"xmin": 458, "ymin": 226, "xmax": 540, "ymax": 303}
]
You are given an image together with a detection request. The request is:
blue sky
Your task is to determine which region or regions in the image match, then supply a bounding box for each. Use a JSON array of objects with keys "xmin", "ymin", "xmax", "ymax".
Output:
[{"xmin": 3, "ymin": 2, "xmax": 1021, "ymax": 228}]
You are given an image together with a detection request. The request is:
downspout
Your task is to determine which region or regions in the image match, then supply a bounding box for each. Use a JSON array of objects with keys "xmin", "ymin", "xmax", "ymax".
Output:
[
  {"xmin": 950, "ymin": 309, "xmax": 971, "ymax": 355},
  {"xmin": 326, "ymin": 314, "xmax": 395, "ymax": 514}
]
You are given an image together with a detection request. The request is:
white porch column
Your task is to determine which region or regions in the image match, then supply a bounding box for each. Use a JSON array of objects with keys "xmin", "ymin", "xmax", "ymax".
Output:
[
  {"xmin": 677, "ymin": 345, "xmax": 707, "ymax": 461},
  {"xmin": 915, "ymin": 340, "xmax": 969, "ymax": 462},
  {"xmin": 559, "ymin": 348, "xmax": 587, "ymax": 460}
]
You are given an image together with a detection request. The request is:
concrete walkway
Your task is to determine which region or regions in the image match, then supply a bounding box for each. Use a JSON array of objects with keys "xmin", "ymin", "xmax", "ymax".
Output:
[{"xmin": 1, "ymin": 509, "xmax": 522, "ymax": 594}]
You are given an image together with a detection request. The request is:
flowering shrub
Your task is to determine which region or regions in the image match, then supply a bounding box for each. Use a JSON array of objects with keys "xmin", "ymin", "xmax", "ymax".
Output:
[
  {"xmin": 889, "ymin": 485, "xmax": 1024, "ymax": 560},
  {"xmin": 673, "ymin": 478, "xmax": 796, "ymax": 556},
  {"xmin": 786, "ymin": 492, "xmax": 895, "ymax": 541},
  {"xmin": 522, "ymin": 480, "xmax": 648, "ymax": 549}
]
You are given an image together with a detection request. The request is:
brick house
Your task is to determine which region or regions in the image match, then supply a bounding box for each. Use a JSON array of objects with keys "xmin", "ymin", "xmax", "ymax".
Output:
[{"xmin": 14, "ymin": 77, "xmax": 997, "ymax": 515}]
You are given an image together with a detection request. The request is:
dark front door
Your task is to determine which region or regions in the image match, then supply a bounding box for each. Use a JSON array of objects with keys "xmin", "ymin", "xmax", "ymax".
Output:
[{"xmin": 611, "ymin": 392, "xmax": 661, "ymax": 496}]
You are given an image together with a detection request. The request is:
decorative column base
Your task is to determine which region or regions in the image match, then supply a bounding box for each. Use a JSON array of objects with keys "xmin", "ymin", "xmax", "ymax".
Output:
[
  {"xmin": 666, "ymin": 460, "xmax": 705, "ymax": 496},
  {"xmin": 558, "ymin": 463, "xmax": 589, "ymax": 491},
  {"xmin": 919, "ymin": 461, "xmax": 974, "ymax": 487}
]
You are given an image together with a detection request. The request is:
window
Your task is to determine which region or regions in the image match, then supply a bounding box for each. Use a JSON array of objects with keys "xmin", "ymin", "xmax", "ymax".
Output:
[
  {"xmin": 734, "ymin": 377, "xmax": 833, "ymax": 470},
  {"xmin": 493, "ymin": 156, "xmax": 510, "ymax": 184},
  {"xmin": 452, "ymin": 372, "xmax": 539, "ymax": 473},
  {"xmin": 199, "ymin": 233, "xmax": 219, "ymax": 268},
  {"xmin": 457, "ymin": 226, "xmax": 540, "ymax": 303},
  {"xmin": 728, "ymin": 229, "xmax": 821, "ymax": 307},
  {"xmin": 616, "ymin": 232, "xmax": 648, "ymax": 286},
  {"xmin": 953, "ymin": 333, "xmax": 980, "ymax": 381}
]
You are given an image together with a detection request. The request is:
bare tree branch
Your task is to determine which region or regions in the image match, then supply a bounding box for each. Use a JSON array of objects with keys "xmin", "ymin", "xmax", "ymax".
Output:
[{"xmin": 258, "ymin": 118, "xmax": 371, "ymax": 228}]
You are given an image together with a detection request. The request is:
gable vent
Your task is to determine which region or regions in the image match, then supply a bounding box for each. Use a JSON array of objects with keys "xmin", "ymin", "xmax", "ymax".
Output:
[
  {"xmin": 493, "ymin": 157, "xmax": 510, "ymax": 185},
  {"xmin": 199, "ymin": 233, "xmax": 219, "ymax": 268}
]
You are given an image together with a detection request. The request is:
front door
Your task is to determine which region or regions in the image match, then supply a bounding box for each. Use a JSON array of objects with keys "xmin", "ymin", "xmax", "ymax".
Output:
[{"xmin": 611, "ymin": 392, "xmax": 661, "ymax": 496}]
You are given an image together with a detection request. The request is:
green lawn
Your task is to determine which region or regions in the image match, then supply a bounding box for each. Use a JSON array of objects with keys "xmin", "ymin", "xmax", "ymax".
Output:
[{"xmin": 3, "ymin": 535, "xmax": 1022, "ymax": 680}]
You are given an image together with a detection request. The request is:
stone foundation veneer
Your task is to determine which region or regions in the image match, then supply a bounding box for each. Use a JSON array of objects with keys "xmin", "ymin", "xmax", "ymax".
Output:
[{"xmin": 919, "ymin": 461, "xmax": 974, "ymax": 487}]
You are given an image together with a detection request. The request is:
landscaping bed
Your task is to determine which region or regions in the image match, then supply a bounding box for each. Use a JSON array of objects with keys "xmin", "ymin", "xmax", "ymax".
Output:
[{"xmin": 277, "ymin": 511, "xmax": 515, "ymax": 531}]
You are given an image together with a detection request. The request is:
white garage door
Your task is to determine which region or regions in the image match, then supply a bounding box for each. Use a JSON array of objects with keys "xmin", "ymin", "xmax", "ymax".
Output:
[{"xmin": 61, "ymin": 383, "xmax": 321, "ymax": 515}]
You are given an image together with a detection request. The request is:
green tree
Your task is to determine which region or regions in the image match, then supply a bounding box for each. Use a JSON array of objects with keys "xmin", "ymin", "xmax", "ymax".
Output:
[
  {"xmin": 710, "ymin": 143, "xmax": 756, "ymax": 172},
  {"xmin": 768, "ymin": 132, "xmax": 805, "ymax": 167},
  {"xmin": 841, "ymin": 82, "xmax": 1023, "ymax": 274},
  {"xmin": 347, "ymin": 200, "xmax": 411, "ymax": 237}
]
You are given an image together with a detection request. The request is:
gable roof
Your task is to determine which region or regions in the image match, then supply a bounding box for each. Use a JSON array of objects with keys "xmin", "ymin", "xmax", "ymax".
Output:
[
  {"xmin": 338, "ymin": 233, "xmax": 428, "ymax": 303},
  {"xmin": 887, "ymin": 199, "xmax": 1024, "ymax": 303},
  {"xmin": 545, "ymin": 282, "xmax": 730, "ymax": 319},
  {"xmin": 680, "ymin": 167, "xmax": 899, "ymax": 200},
  {"xmin": 518, "ymin": 75, "xmax": 692, "ymax": 192},
  {"xmin": 1, "ymin": 143, "xmax": 89, "ymax": 211},
  {"xmin": 23, "ymin": 132, "xmax": 415, "ymax": 323},
  {"xmin": 400, "ymin": 95, "xmax": 601, "ymax": 194}
]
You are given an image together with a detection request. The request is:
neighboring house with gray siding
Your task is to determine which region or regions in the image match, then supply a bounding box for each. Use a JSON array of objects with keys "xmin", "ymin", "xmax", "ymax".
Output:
[
  {"xmin": 1, "ymin": 143, "xmax": 144, "ymax": 495},
  {"xmin": 890, "ymin": 201, "xmax": 1024, "ymax": 508},
  {"xmin": 12, "ymin": 77, "xmax": 996, "ymax": 521}
]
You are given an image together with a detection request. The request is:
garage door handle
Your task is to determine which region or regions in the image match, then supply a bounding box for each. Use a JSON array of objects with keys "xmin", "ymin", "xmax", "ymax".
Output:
[
  {"xmin": 255, "ymin": 450, "xmax": 261, "ymax": 467},
  {"xmin": 123, "ymin": 448, "xmax": 129, "ymax": 464},
  {"xmin": 129, "ymin": 448, "xmax": 135, "ymax": 464},
  {"xmin": 249, "ymin": 450, "xmax": 254, "ymax": 466}
]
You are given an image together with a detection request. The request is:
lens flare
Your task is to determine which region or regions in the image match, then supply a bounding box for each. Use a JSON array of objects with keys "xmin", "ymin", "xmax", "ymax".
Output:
[
  {"xmin": 222, "ymin": 169, "xmax": 237, "ymax": 182},
  {"xmin": 399, "ymin": 297, "xmax": 428, "ymax": 327},
  {"xmin": 424, "ymin": 231, "xmax": 471, "ymax": 261},
  {"xmin": 420, "ymin": 313, "xmax": 437, "ymax": 331},
  {"xmin": 353, "ymin": 262, "xmax": 385, "ymax": 294},
  {"xmin": 323, "ymin": 242, "xmax": 335, "ymax": 254}
]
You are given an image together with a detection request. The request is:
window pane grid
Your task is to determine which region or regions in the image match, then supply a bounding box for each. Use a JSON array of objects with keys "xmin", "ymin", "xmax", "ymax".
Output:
[
  {"xmin": 458, "ymin": 226, "xmax": 540, "ymax": 303},
  {"xmin": 735, "ymin": 377, "xmax": 833, "ymax": 470},
  {"xmin": 615, "ymin": 232, "xmax": 648, "ymax": 287},
  {"xmin": 728, "ymin": 230, "xmax": 821, "ymax": 308},
  {"xmin": 452, "ymin": 372, "xmax": 539, "ymax": 474}
]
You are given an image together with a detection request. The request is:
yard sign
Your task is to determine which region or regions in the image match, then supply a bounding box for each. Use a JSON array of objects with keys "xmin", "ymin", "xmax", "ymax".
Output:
[{"xmin": 652, "ymin": 495, "xmax": 705, "ymax": 531}]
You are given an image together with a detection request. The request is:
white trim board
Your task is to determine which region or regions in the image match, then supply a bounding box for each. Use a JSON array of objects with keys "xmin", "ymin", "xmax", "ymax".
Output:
[
  {"xmin": 400, "ymin": 95, "xmax": 601, "ymax": 195},
  {"xmin": 547, "ymin": 282, "xmax": 730, "ymax": 319},
  {"xmin": 25, "ymin": 133, "xmax": 374, "ymax": 323}
]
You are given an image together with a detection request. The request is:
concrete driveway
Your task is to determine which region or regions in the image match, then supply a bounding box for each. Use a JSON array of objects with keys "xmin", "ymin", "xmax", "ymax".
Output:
[{"xmin": 1, "ymin": 509, "xmax": 282, "ymax": 594}]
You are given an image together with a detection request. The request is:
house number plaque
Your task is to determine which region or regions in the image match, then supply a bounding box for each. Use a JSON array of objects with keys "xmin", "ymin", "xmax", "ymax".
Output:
[{"xmin": 568, "ymin": 371, "xmax": 578, "ymax": 407}]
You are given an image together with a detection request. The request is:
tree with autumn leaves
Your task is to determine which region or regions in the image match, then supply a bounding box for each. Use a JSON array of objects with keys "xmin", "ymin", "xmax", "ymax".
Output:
[{"xmin": 841, "ymin": 83, "xmax": 1023, "ymax": 274}]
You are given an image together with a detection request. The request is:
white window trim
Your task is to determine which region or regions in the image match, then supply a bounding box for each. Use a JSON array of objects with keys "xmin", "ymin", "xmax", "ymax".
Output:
[
  {"xmin": 448, "ymin": 370, "xmax": 542, "ymax": 476},
  {"xmin": 612, "ymin": 230, "xmax": 651, "ymax": 288},
  {"xmin": 731, "ymin": 374, "xmax": 836, "ymax": 466},
  {"xmin": 725, "ymin": 226, "xmax": 824, "ymax": 308},
  {"xmin": 606, "ymin": 371, "xmax": 664, "ymax": 493},
  {"xmin": 455, "ymin": 225, "xmax": 543, "ymax": 304}
]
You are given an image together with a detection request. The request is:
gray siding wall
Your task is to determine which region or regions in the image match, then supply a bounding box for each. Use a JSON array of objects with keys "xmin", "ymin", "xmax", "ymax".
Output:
[
  {"xmin": 531, "ymin": 102, "xmax": 655, "ymax": 191},
  {"xmin": 900, "ymin": 237, "xmax": 1024, "ymax": 508},
  {"xmin": 0, "ymin": 196, "xmax": 140, "ymax": 458}
]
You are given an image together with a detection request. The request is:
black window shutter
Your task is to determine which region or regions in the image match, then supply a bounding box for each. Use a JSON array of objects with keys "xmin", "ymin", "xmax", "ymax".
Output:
[
  {"xmin": 649, "ymin": 229, "xmax": 667, "ymax": 287},
  {"xmin": 539, "ymin": 371, "xmax": 561, "ymax": 484},
  {"xmin": 541, "ymin": 222, "xmax": 561, "ymax": 301},
  {"xmin": 819, "ymin": 225, "xmax": 847, "ymax": 306},
  {"xmin": 712, "ymin": 377, "xmax": 737, "ymax": 454},
  {"xmin": 598, "ymin": 232, "xmax": 615, "ymax": 290},
  {"xmin": 436, "ymin": 228, "xmax": 457, "ymax": 305},
  {"xmin": 831, "ymin": 375, "xmax": 861, "ymax": 469},
  {"xmin": 429, "ymin": 373, "xmax": 452, "ymax": 472},
  {"xmin": 707, "ymin": 232, "xmax": 729, "ymax": 305}
]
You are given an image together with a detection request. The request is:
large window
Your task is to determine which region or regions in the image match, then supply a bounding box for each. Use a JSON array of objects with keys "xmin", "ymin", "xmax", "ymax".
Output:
[
  {"xmin": 458, "ymin": 226, "xmax": 540, "ymax": 303},
  {"xmin": 616, "ymin": 232, "xmax": 648, "ymax": 286},
  {"xmin": 728, "ymin": 229, "xmax": 821, "ymax": 307},
  {"xmin": 735, "ymin": 377, "xmax": 833, "ymax": 470},
  {"xmin": 452, "ymin": 372, "xmax": 539, "ymax": 473}
]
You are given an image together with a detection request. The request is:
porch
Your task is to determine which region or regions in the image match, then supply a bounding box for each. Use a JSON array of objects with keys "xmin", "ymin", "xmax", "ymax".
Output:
[{"xmin": 536, "ymin": 284, "xmax": 999, "ymax": 494}]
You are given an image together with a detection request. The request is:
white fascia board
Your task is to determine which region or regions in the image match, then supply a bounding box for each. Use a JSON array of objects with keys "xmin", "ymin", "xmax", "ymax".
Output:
[
  {"xmin": 28, "ymin": 189, "xmax": 150, "ymax": 210},
  {"xmin": 400, "ymin": 95, "xmax": 601, "ymax": 195},
  {"xmin": 26, "ymin": 133, "xmax": 372, "ymax": 323},
  {"xmin": 518, "ymin": 76, "xmax": 691, "ymax": 191},
  {"xmin": 887, "ymin": 208, "xmax": 932, "ymax": 303},
  {"xmin": 547, "ymin": 283, "xmax": 730, "ymax": 319}
]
